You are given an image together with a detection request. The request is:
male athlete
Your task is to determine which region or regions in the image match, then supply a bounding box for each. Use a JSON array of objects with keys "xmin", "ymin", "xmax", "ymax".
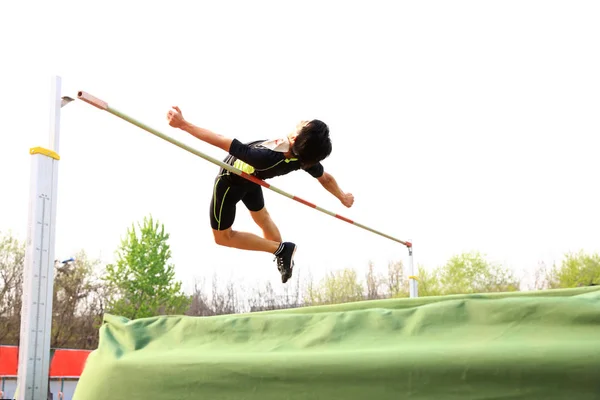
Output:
[{"xmin": 166, "ymin": 106, "xmax": 354, "ymax": 283}]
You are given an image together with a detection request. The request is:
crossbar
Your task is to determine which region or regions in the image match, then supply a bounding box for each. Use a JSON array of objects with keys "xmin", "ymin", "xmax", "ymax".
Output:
[{"xmin": 76, "ymin": 91, "xmax": 411, "ymax": 248}]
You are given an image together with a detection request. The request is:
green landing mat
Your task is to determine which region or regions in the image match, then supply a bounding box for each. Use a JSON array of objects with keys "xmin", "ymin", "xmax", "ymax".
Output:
[{"xmin": 72, "ymin": 287, "xmax": 600, "ymax": 400}]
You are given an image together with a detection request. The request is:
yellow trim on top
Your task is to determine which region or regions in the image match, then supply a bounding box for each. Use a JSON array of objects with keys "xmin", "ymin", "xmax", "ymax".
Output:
[
  {"xmin": 231, "ymin": 157, "xmax": 298, "ymax": 175},
  {"xmin": 408, "ymin": 275, "xmax": 419, "ymax": 281},
  {"xmin": 30, "ymin": 147, "xmax": 60, "ymax": 160},
  {"xmin": 233, "ymin": 159, "xmax": 255, "ymax": 174}
]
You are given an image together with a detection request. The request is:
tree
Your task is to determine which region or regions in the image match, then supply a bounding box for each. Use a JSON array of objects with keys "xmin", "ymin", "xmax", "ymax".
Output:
[
  {"xmin": 248, "ymin": 280, "xmax": 279, "ymax": 312},
  {"xmin": 365, "ymin": 261, "xmax": 382, "ymax": 300},
  {"xmin": 547, "ymin": 250, "xmax": 600, "ymax": 288},
  {"xmin": 415, "ymin": 264, "xmax": 443, "ymax": 297},
  {"xmin": 305, "ymin": 268, "xmax": 364, "ymax": 305},
  {"xmin": 103, "ymin": 216, "xmax": 190, "ymax": 319},
  {"xmin": 280, "ymin": 268, "xmax": 302, "ymax": 308},
  {"xmin": 186, "ymin": 278, "xmax": 214, "ymax": 316},
  {"xmin": 51, "ymin": 250, "xmax": 104, "ymax": 349},
  {"xmin": 247, "ymin": 271, "xmax": 302, "ymax": 312},
  {"xmin": 209, "ymin": 274, "xmax": 240, "ymax": 315},
  {"xmin": 532, "ymin": 260, "xmax": 551, "ymax": 290},
  {"xmin": 437, "ymin": 251, "xmax": 520, "ymax": 295},
  {"xmin": 387, "ymin": 260, "xmax": 409, "ymax": 298},
  {"xmin": 0, "ymin": 231, "xmax": 25, "ymax": 345}
]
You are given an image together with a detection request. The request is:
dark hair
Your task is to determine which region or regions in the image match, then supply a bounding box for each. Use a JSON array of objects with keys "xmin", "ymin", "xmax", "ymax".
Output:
[{"xmin": 292, "ymin": 119, "xmax": 332, "ymax": 167}]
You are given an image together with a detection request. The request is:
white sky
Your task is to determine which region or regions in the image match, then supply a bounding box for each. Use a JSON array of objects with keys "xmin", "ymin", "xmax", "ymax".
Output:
[{"xmin": 1, "ymin": 0, "xmax": 599, "ymax": 296}]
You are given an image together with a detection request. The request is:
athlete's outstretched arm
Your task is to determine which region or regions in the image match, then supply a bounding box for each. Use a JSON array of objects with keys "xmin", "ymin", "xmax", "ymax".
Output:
[
  {"xmin": 317, "ymin": 172, "xmax": 354, "ymax": 208},
  {"xmin": 166, "ymin": 106, "xmax": 232, "ymax": 152}
]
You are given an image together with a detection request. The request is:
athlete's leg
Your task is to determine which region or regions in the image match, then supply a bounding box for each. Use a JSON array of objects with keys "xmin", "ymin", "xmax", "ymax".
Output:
[
  {"xmin": 242, "ymin": 184, "xmax": 295, "ymax": 283},
  {"xmin": 213, "ymin": 227, "xmax": 279, "ymax": 253},
  {"xmin": 249, "ymin": 207, "xmax": 282, "ymax": 242},
  {"xmin": 214, "ymin": 226, "xmax": 295, "ymax": 284},
  {"xmin": 210, "ymin": 176, "xmax": 280, "ymax": 254},
  {"xmin": 241, "ymin": 184, "xmax": 282, "ymax": 242}
]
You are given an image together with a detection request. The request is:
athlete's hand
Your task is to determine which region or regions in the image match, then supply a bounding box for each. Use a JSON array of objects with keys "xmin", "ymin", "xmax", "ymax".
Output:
[
  {"xmin": 341, "ymin": 192, "xmax": 354, "ymax": 208},
  {"xmin": 167, "ymin": 106, "xmax": 185, "ymax": 128}
]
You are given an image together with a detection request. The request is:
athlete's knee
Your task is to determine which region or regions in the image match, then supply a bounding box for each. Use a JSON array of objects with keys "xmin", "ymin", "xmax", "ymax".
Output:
[
  {"xmin": 250, "ymin": 207, "xmax": 272, "ymax": 226},
  {"xmin": 250, "ymin": 208, "xmax": 281, "ymax": 242},
  {"xmin": 213, "ymin": 228, "xmax": 234, "ymax": 246}
]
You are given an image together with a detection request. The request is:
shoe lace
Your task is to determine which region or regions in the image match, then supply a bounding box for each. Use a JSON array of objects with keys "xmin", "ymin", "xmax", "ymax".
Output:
[{"xmin": 274, "ymin": 255, "xmax": 284, "ymax": 270}]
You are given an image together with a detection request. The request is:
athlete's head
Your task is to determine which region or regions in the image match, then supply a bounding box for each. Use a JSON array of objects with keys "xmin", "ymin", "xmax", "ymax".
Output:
[{"xmin": 289, "ymin": 119, "xmax": 332, "ymax": 167}]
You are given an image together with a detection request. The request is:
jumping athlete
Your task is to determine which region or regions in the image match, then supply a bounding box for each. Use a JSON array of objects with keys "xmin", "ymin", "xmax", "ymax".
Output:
[{"xmin": 166, "ymin": 106, "xmax": 354, "ymax": 283}]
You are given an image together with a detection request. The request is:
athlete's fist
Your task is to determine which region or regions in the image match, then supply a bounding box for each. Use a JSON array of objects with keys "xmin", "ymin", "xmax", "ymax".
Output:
[
  {"xmin": 341, "ymin": 192, "xmax": 354, "ymax": 208},
  {"xmin": 167, "ymin": 106, "xmax": 185, "ymax": 128}
]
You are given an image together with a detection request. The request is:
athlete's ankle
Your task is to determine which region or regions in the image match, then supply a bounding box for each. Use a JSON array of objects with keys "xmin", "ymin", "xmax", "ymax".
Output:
[
  {"xmin": 273, "ymin": 242, "xmax": 284, "ymax": 255},
  {"xmin": 273, "ymin": 242, "xmax": 296, "ymax": 256}
]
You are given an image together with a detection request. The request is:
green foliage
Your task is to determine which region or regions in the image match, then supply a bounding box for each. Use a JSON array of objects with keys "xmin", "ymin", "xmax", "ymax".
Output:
[
  {"xmin": 54, "ymin": 250, "xmax": 99, "ymax": 314},
  {"xmin": 387, "ymin": 260, "xmax": 409, "ymax": 298},
  {"xmin": 305, "ymin": 268, "xmax": 364, "ymax": 305},
  {"xmin": 103, "ymin": 216, "xmax": 190, "ymax": 319},
  {"xmin": 415, "ymin": 264, "xmax": 443, "ymax": 297},
  {"xmin": 52, "ymin": 250, "xmax": 104, "ymax": 348},
  {"xmin": 419, "ymin": 251, "xmax": 519, "ymax": 296},
  {"xmin": 0, "ymin": 231, "xmax": 25, "ymax": 344},
  {"xmin": 365, "ymin": 261, "xmax": 382, "ymax": 299},
  {"xmin": 0, "ymin": 231, "xmax": 25, "ymax": 312},
  {"xmin": 442, "ymin": 251, "xmax": 519, "ymax": 294},
  {"xmin": 547, "ymin": 250, "xmax": 600, "ymax": 288},
  {"xmin": 8, "ymin": 213, "xmax": 600, "ymax": 348}
]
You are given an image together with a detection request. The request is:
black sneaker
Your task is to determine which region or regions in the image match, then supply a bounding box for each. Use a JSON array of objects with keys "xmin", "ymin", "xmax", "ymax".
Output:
[{"xmin": 273, "ymin": 242, "xmax": 296, "ymax": 283}]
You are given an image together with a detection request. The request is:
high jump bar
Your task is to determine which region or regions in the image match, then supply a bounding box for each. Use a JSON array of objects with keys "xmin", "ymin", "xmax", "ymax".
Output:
[{"xmin": 76, "ymin": 91, "xmax": 412, "ymax": 248}]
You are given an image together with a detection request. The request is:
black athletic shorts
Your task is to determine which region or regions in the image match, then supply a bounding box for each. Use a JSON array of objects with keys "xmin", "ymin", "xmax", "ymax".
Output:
[{"xmin": 209, "ymin": 174, "xmax": 264, "ymax": 231}]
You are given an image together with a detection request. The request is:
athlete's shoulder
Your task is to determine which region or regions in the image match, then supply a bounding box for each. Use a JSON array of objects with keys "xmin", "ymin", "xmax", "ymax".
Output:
[
  {"xmin": 235, "ymin": 139, "xmax": 279, "ymax": 151},
  {"xmin": 231, "ymin": 138, "xmax": 268, "ymax": 152},
  {"xmin": 304, "ymin": 161, "xmax": 324, "ymax": 178},
  {"xmin": 229, "ymin": 138, "xmax": 284, "ymax": 169},
  {"xmin": 249, "ymin": 139, "xmax": 269, "ymax": 147}
]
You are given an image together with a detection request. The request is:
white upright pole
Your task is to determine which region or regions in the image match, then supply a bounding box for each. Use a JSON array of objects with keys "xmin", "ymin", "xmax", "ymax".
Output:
[
  {"xmin": 408, "ymin": 242, "xmax": 418, "ymax": 298},
  {"xmin": 16, "ymin": 76, "xmax": 62, "ymax": 400},
  {"xmin": 49, "ymin": 77, "xmax": 61, "ymax": 153}
]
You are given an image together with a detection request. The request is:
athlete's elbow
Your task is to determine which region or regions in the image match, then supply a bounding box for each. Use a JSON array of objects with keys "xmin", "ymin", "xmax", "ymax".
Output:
[
  {"xmin": 215, "ymin": 137, "xmax": 233, "ymax": 152},
  {"xmin": 318, "ymin": 172, "xmax": 332, "ymax": 185}
]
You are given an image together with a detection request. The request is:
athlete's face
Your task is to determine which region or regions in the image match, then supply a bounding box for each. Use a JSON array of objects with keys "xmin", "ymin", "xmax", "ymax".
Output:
[
  {"xmin": 296, "ymin": 120, "xmax": 309, "ymax": 131},
  {"xmin": 288, "ymin": 120, "xmax": 310, "ymax": 146},
  {"xmin": 289, "ymin": 121, "xmax": 319, "ymax": 167}
]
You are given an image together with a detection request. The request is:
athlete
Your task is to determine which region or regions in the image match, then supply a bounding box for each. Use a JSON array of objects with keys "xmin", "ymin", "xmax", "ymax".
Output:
[{"xmin": 166, "ymin": 106, "xmax": 354, "ymax": 283}]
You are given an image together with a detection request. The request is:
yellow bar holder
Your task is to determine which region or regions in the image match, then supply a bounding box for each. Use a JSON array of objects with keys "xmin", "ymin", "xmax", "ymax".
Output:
[{"xmin": 30, "ymin": 147, "xmax": 60, "ymax": 160}]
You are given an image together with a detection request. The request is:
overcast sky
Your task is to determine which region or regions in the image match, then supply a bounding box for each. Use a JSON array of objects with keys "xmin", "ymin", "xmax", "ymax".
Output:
[{"xmin": 1, "ymin": 0, "xmax": 599, "ymax": 295}]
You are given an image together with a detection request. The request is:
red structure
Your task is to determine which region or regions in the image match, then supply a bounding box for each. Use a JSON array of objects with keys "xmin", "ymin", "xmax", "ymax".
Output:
[
  {"xmin": 0, "ymin": 345, "xmax": 91, "ymax": 377},
  {"xmin": 0, "ymin": 345, "xmax": 91, "ymax": 399}
]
